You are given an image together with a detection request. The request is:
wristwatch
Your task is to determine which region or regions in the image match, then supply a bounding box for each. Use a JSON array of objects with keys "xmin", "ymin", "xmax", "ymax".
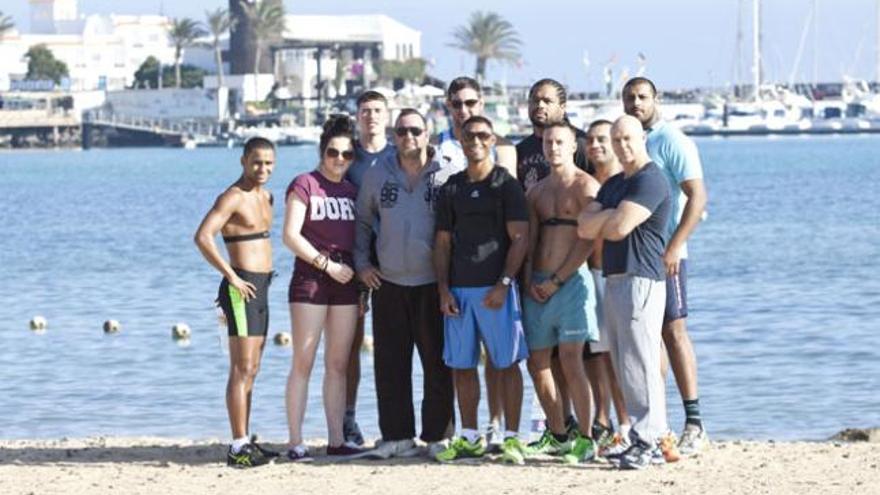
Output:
[
  {"xmin": 500, "ymin": 276, "xmax": 513, "ymax": 286},
  {"xmin": 550, "ymin": 273, "xmax": 564, "ymax": 287}
]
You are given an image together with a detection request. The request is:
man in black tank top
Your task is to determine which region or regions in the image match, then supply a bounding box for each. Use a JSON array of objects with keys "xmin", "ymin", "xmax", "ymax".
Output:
[{"xmin": 194, "ymin": 137, "xmax": 279, "ymax": 468}]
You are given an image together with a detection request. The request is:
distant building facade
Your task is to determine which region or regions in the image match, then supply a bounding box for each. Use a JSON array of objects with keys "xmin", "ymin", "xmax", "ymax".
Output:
[
  {"xmin": 0, "ymin": 0, "xmax": 175, "ymax": 91},
  {"xmin": 189, "ymin": 14, "xmax": 422, "ymax": 101}
]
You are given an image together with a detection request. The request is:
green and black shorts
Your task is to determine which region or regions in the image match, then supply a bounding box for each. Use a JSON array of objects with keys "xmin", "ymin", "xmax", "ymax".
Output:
[{"xmin": 217, "ymin": 268, "xmax": 273, "ymax": 338}]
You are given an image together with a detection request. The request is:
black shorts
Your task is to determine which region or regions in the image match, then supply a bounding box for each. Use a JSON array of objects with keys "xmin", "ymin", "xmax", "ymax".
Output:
[
  {"xmin": 217, "ymin": 268, "xmax": 272, "ymax": 337},
  {"xmin": 664, "ymin": 259, "xmax": 689, "ymax": 322}
]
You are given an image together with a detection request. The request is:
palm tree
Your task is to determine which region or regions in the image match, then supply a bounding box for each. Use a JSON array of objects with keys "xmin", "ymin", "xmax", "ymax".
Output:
[
  {"xmin": 205, "ymin": 8, "xmax": 236, "ymax": 88},
  {"xmin": 449, "ymin": 11, "xmax": 522, "ymax": 82},
  {"xmin": 239, "ymin": 0, "xmax": 285, "ymax": 98},
  {"xmin": 0, "ymin": 11, "xmax": 15, "ymax": 39},
  {"xmin": 167, "ymin": 17, "xmax": 205, "ymax": 88}
]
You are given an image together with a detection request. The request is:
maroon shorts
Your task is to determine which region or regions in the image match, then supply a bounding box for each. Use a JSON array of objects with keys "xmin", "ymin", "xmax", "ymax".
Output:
[{"xmin": 288, "ymin": 271, "xmax": 358, "ymax": 305}]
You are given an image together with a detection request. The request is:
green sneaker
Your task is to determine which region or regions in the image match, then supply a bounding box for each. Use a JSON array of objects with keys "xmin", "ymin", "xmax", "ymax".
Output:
[
  {"xmin": 499, "ymin": 436, "xmax": 526, "ymax": 465},
  {"xmin": 526, "ymin": 430, "xmax": 570, "ymax": 456},
  {"xmin": 434, "ymin": 436, "xmax": 486, "ymax": 462},
  {"xmin": 562, "ymin": 435, "xmax": 597, "ymax": 465}
]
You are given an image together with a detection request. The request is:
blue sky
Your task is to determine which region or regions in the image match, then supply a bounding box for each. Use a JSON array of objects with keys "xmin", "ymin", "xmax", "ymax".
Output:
[{"xmin": 4, "ymin": 0, "xmax": 877, "ymax": 91}]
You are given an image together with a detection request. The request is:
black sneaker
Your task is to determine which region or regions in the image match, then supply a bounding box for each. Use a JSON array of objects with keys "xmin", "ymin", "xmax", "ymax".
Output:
[
  {"xmin": 326, "ymin": 441, "xmax": 365, "ymax": 457},
  {"xmin": 591, "ymin": 420, "xmax": 615, "ymax": 449},
  {"xmin": 618, "ymin": 440, "xmax": 654, "ymax": 470},
  {"xmin": 250, "ymin": 434, "xmax": 280, "ymax": 459},
  {"xmin": 343, "ymin": 411, "xmax": 365, "ymax": 446},
  {"xmin": 286, "ymin": 445, "xmax": 314, "ymax": 463},
  {"xmin": 564, "ymin": 415, "xmax": 580, "ymax": 440},
  {"xmin": 227, "ymin": 444, "xmax": 272, "ymax": 468}
]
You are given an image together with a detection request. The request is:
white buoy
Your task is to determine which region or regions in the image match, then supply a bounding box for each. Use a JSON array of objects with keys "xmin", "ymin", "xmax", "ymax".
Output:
[
  {"xmin": 103, "ymin": 320, "xmax": 121, "ymax": 334},
  {"xmin": 361, "ymin": 334, "xmax": 374, "ymax": 353},
  {"xmin": 172, "ymin": 322, "xmax": 191, "ymax": 340},
  {"xmin": 29, "ymin": 316, "xmax": 48, "ymax": 332},
  {"xmin": 273, "ymin": 332, "xmax": 291, "ymax": 347}
]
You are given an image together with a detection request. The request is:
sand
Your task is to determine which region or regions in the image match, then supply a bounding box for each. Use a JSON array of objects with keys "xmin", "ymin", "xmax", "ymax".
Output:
[{"xmin": 1, "ymin": 437, "xmax": 879, "ymax": 495}]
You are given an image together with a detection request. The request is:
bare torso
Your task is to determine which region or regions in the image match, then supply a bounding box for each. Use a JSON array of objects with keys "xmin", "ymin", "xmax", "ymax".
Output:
[
  {"xmin": 530, "ymin": 169, "xmax": 599, "ymax": 273},
  {"xmin": 221, "ymin": 186, "xmax": 273, "ymax": 272}
]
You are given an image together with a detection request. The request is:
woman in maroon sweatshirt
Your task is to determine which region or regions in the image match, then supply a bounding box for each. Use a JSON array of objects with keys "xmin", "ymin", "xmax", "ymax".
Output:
[{"xmin": 282, "ymin": 115, "xmax": 362, "ymax": 460}]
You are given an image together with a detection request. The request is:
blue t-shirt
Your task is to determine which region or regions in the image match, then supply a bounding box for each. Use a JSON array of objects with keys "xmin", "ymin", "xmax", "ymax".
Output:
[
  {"xmin": 596, "ymin": 163, "xmax": 671, "ymax": 281},
  {"xmin": 646, "ymin": 120, "xmax": 703, "ymax": 258},
  {"xmin": 346, "ymin": 142, "xmax": 397, "ymax": 189}
]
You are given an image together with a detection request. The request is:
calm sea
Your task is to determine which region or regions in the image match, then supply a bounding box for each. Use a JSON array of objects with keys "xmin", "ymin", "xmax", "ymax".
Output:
[{"xmin": 1, "ymin": 135, "xmax": 878, "ymax": 442}]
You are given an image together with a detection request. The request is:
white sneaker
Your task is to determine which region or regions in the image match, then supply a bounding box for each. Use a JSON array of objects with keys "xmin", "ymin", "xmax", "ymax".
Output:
[
  {"xmin": 365, "ymin": 438, "xmax": 418, "ymax": 459},
  {"xmin": 678, "ymin": 424, "xmax": 709, "ymax": 456}
]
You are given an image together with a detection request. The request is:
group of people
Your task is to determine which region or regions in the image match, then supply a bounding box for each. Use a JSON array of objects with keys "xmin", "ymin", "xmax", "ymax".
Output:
[{"xmin": 194, "ymin": 75, "xmax": 709, "ymax": 471}]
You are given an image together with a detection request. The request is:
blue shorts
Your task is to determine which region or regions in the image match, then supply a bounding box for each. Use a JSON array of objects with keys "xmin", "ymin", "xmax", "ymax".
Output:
[
  {"xmin": 522, "ymin": 267, "xmax": 599, "ymax": 351},
  {"xmin": 664, "ymin": 259, "xmax": 689, "ymax": 322},
  {"xmin": 443, "ymin": 284, "xmax": 529, "ymax": 369}
]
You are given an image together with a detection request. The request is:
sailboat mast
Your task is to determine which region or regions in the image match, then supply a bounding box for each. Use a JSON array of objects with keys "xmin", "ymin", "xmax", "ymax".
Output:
[
  {"xmin": 876, "ymin": 0, "xmax": 880, "ymax": 82},
  {"xmin": 813, "ymin": 0, "xmax": 818, "ymax": 86},
  {"xmin": 752, "ymin": 0, "xmax": 761, "ymax": 100}
]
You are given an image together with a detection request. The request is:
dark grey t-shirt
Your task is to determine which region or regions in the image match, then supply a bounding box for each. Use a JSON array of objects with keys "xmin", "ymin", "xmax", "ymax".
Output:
[
  {"xmin": 596, "ymin": 163, "xmax": 671, "ymax": 281},
  {"xmin": 435, "ymin": 167, "xmax": 528, "ymax": 287}
]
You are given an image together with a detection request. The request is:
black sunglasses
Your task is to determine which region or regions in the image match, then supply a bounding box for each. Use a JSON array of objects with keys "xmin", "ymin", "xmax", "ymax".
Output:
[
  {"xmin": 463, "ymin": 130, "xmax": 494, "ymax": 142},
  {"xmin": 394, "ymin": 127, "xmax": 424, "ymax": 137},
  {"xmin": 325, "ymin": 147, "xmax": 355, "ymax": 160},
  {"xmin": 450, "ymin": 99, "xmax": 479, "ymax": 110}
]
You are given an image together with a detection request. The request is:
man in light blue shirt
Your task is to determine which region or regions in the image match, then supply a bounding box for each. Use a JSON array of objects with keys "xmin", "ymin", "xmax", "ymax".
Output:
[{"xmin": 622, "ymin": 77, "xmax": 709, "ymax": 456}]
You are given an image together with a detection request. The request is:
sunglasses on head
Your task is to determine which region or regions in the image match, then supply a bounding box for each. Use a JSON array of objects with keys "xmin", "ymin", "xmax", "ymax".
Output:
[
  {"xmin": 325, "ymin": 147, "xmax": 354, "ymax": 160},
  {"xmin": 463, "ymin": 130, "xmax": 494, "ymax": 142},
  {"xmin": 394, "ymin": 126, "xmax": 424, "ymax": 137},
  {"xmin": 450, "ymin": 99, "xmax": 479, "ymax": 110}
]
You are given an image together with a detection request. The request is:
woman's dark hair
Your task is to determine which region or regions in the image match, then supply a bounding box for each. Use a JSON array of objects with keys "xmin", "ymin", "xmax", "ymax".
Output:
[{"xmin": 319, "ymin": 114, "xmax": 356, "ymax": 156}]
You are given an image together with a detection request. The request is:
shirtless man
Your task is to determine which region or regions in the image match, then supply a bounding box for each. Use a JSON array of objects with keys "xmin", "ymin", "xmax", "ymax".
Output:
[
  {"xmin": 194, "ymin": 137, "xmax": 278, "ymax": 468},
  {"xmin": 521, "ymin": 123, "xmax": 601, "ymax": 464},
  {"xmin": 584, "ymin": 120, "xmax": 632, "ymax": 452}
]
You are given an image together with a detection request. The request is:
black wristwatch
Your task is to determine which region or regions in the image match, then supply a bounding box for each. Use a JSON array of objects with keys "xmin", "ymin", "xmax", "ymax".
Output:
[{"xmin": 550, "ymin": 273, "xmax": 564, "ymax": 287}]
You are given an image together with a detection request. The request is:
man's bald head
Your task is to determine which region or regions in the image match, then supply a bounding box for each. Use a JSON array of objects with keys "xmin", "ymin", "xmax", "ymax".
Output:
[{"xmin": 611, "ymin": 115, "xmax": 650, "ymax": 171}]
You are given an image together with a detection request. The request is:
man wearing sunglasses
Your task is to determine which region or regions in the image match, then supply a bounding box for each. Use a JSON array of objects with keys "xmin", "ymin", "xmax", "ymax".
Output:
[
  {"xmin": 340, "ymin": 90, "xmax": 397, "ymax": 447},
  {"xmin": 354, "ymin": 109, "xmax": 456, "ymax": 460},
  {"xmin": 433, "ymin": 76, "xmax": 517, "ymax": 177},
  {"xmin": 434, "ymin": 76, "xmax": 519, "ymax": 450},
  {"xmin": 434, "ymin": 116, "xmax": 529, "ymax": 465}
]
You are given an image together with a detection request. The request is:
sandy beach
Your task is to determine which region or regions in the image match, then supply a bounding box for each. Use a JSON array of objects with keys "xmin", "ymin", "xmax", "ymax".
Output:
[{"xmin": 1, "ymin": 436, "xmax": 878, "ymax": 495}]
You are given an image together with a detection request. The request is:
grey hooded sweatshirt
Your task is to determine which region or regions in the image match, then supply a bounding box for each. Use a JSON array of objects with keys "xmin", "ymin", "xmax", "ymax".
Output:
[{"xmin": 354, "ymin": 151, "xmax": 462, "ymax": 286}]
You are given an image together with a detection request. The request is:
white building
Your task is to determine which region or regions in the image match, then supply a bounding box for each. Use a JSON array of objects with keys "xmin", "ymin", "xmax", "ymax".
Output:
[
  {"xmin": 0, "ymin": 0, "xmax": 175, "ymax": 91},
  {"xmin": 192, "ymin": 14, "xmax": 422, "ymax": 101}
]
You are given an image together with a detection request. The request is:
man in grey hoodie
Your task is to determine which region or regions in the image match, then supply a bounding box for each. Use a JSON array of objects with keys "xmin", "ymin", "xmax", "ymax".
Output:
[{"xmin": 355, "ymin": 108, "xmax": 459, "ymax": 458}]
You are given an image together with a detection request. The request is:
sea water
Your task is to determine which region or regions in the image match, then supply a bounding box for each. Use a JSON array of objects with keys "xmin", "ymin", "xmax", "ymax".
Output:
[{"xmin": 1, "ymin": 134, "xmax": 878, "ymax": 441}]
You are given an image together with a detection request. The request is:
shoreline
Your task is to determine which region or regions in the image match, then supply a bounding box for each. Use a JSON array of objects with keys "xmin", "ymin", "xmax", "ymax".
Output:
[{"xmin": 2, "ymin": 436, "xmax": 878, "ymax": 495}]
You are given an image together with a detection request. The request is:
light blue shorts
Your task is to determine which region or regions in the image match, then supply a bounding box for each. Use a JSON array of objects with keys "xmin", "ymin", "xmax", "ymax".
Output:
[
  {"xmin": 522, "ymin": 267, "xmax": 599, "ymax": 351},
  {"xmin": 443, "ymin": 284, "xmax": 529, "ymax": 369}
]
